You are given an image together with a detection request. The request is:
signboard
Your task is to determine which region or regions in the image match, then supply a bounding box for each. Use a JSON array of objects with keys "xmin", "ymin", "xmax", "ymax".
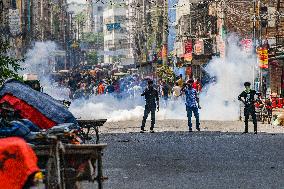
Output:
[
  {"xmin": 9, "ymin": 9, "xmax": 21, "ymax": 36},
  {"xmin": 184, "ymin": 40, "xmax": 193, "ymax": 54},
  {"xmin": 240, "ymin": 39, "xmax": 253, "ymax": 53},
  {"xmin": 106, "ymin": 23, "xmax": 121, "ymax": 31},
  {"xmin": 162, "ymin": 45, "xmax": 167, "ymax": 59},
  {"xmin": 186, "ymin": 67, "xmax": 192, "ymax": 78},
  {"xmin": 258, "ymin": 47, "xmax": 268, "ymax": 69},
  {"xmin": 216, "ymin": 36, "xmax": 225, "ymax": 58},
  {"xmin": 194, "ymin": 39, "xmax": 204, "ymax": 55},
  {"xmin": 184, "ymin": 53, "xmax": 192, "ymax": 62},
  {"xmin": 268, "ymin": 7, "xmax": 276, "ymax": 27}
]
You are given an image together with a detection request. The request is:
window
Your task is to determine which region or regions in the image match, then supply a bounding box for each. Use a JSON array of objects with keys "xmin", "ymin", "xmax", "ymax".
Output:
[{"xmin": 10, "ymin": 0, "xmax": 16, "ymax": 9}]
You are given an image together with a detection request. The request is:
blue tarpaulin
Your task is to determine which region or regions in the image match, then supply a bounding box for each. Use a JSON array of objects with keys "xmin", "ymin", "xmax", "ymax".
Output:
[{"xmin": 0, "ymin": 79, "xmax": 77, "ymax": 125}]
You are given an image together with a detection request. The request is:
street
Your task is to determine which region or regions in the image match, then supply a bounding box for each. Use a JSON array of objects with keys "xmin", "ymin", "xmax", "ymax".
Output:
[
  {"xmin": 96, "ymin": 120, "xmax": 284, "ymax": 189},
  {"xmin": 1, "ymin": 0, "xmax": 284, "ymax": 188}
]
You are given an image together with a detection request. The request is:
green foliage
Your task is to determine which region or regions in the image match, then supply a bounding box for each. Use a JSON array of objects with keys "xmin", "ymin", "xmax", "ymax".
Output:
[
  {"xmin": 52, "ymin": 5, "xmax": 60, "ymax": 35},
  {"xmin": 75, "ymin": 12, "xmax": 87, "ymax": 26},
  {"xmin": 86, "ymin": 51, "xmax": 98, "ymax": 65},
  {"xmin": 82, "ymin": 32, "xmax": 104, "ymax": 44},
  {"xmin": 0, "ymin": 39, "xmax": 23, "ymax": 84}
]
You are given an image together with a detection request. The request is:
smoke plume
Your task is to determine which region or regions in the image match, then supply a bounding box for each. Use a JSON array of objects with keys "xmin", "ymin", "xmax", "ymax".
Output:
[{"xmin": 21, "ymin": 35, "xmax": 257, "ymax": 122}]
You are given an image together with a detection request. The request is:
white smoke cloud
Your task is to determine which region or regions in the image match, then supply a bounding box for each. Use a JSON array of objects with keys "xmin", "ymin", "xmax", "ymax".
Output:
[
  {"xmin": 69, "ymin": 95, "xmax": 187, "ymax": 122},
  {"xmin": 199, "ymin": 35, "xmax": 257, "ymax": 120},
  {"xmin": 21, "ymin": 41, "xmax": 71, "ymax": 100},
  {"xmin": 68, "ymin": 34, "xmax": 257, "ymax": 122},
  {"xmin": 22, "ymin": 35, "xmax": 257, "ymax": 122},
  {"xmin": 21, "ymin": 41, "xmax": 58, "ymax": 78}
]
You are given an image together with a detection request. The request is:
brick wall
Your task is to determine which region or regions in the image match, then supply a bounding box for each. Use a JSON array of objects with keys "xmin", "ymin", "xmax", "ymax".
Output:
[{"xmin": 270, "ymin": 64, "xmax": 283, "ymax": 94}]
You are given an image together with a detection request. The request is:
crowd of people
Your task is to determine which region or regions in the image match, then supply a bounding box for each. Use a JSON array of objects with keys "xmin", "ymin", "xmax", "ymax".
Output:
[{"xmin": 54, "ymin": 68, "xmax": 203, "ymax": 101}]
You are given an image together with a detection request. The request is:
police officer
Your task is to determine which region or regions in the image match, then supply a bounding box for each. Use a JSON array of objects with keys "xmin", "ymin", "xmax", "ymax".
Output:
[
  {"xmin": 140, "ymin": 80, "xmax": 159, "ymax": 133},
  {"xmin": 238, "ymin": 82, "xmax": 257, "ymax": 134}
]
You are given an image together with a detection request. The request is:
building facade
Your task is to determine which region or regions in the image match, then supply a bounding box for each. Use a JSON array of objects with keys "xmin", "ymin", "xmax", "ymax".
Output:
[
  {"xmin": 103, "ymin": 0, "xmax": 135, "ymax": 66},
  {"xmin": 175, "ymin": 0, "xmax": 216, "ymax": 80}
]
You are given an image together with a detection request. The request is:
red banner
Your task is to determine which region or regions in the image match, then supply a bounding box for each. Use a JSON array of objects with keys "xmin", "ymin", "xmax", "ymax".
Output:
[
  {"xmin": 184, "ymin": 53, "xmax": 192, "ymax": 61},
  {"xmin": 186, "ymin": 67, "xmax": 192, "ymax": 78},
  {"xmin": 240, "ymin": 39, "xmax": 253, "ymax": 53},
  {"xmin": 184, "ymin": 40, "xmax": 193, "ymax": 54}
]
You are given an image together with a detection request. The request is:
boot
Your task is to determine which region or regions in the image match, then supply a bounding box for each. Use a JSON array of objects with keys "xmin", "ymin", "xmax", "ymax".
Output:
[
  {"xmin": 243, "ymin": 125, "xmax": 248, "ymax": 134},
  {"xmin": 254, "ymin": 125, "xmax": 257, "ymax": 134}
]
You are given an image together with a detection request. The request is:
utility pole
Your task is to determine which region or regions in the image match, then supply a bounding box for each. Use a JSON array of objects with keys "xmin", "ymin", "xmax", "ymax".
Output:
[
  {"xmin": 252, "ymin": 0, "xmax": 258, "ymax": 89},
  {"xmin": 162, "ymin": 0, "xmax": 168, "ymax": 65},
  {"xmin": 253, "ymin": 0, "xmax": 257, "ymax": 49},
  {"xmin": 143, "ymin": 0, "xmax": 147, "ymax": 68}
]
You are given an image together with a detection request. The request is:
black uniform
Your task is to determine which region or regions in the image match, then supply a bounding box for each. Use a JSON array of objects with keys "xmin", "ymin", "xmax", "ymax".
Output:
[
  {"xmin": 238, "ymin": 89, "xmax": 257, "ymax": 133},
  {"xmin": 141, "ymin": 87, "xmax": 159, "ymax": 130}
]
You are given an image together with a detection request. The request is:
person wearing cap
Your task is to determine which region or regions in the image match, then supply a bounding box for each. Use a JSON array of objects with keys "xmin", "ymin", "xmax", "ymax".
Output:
[
  {"xmin": 238, "ymin": 82, "xmax": 258, "ymax": 134},
  {"xmin": 140, "ymin": 80, "xmax": 159, "ymax": 133},
  {"xmin": 181, "ymin": 79, "xmax": 201, "ymax": 132}
]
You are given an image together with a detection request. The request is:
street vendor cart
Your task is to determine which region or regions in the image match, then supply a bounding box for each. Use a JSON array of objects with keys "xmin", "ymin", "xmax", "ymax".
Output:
[
  {"xmin": 77, "ymin": 119, "xmax": 107, "ymax": 144},
  {"xmin": 33, "ymin": 139, "xmax": 107, "ymax": 189}
]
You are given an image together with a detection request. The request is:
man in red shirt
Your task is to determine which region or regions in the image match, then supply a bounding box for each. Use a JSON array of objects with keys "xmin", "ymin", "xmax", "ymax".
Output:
[{"xmin": 193, "ymin": 78, "xmax": 202, "ymax": 93}]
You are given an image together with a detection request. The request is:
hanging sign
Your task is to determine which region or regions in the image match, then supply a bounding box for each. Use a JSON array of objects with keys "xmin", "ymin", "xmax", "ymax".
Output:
[
  {"xmin": 9, "ymin": 9, "xmax": 21, "ymax": 36},
  {"xmin": 240, "ymin": 39, "xmax": 253, "ymax": 53},
  {"xmin": 162, "ymin": 44, "xmax": 167, "ymax": 59},
  {"xmin": 194, "ymin": 39, "xmax": 204, "ymax": 55},
  {"xmin": 184, "ymin": 40, "xmax": 193, "ymax": 54},
  {"xmin": 258, "ymin": 47, "xmax": 268, "ymax": 69}
]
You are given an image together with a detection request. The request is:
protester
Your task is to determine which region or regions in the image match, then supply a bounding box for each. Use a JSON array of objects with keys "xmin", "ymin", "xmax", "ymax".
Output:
[
  {"xmin": 161, "ymin": 81, "xmax": 169, "ymax": 105},
  {"xmin": 140, "ymin": 80, "xmax": 159, "ymax": 133},
  {"xmin": 181, "ymin": 79, "xmax": 201, "ymax": 132},
  {"xmin": 97, "ymin": 81, "xmax": 105, "ymax": 95},
  {"xmin": 238, "ymin": 82, "xmax": 257, "ymax": 134},
  {"xmin": 172, "ymin": 82, "xmax": 181, "ymax": 100},
  {"xmin": 105, "ymin": 81, "xmax": 115, "ymax": 94},
  {"xmin": 177, "ymin": 74, "xmax": 184, "ymax": 88}
]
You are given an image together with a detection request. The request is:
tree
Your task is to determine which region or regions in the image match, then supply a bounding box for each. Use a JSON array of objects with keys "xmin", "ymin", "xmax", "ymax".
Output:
[
  {"xmin": 86, "ymin": 51, "xmax": 98, "ymax": 65},
  {"xmin": 82, "ymin": 32, "xmax": 104, "ymax": 47},
  {"xmin": 0, "ymin": 38, "xmax": 23, "ymax": 84}
]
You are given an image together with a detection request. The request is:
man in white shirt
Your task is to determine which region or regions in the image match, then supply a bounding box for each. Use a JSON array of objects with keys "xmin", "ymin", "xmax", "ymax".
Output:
[{"xmin": 172, "ymin": 82, "xmax": 181, "ymax": 100}]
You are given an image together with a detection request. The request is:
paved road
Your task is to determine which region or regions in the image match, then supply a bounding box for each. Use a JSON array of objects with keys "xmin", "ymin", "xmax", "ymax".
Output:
[{"xmin": 99, "ymin": 130, "xmax": 284, "ymax": 189}]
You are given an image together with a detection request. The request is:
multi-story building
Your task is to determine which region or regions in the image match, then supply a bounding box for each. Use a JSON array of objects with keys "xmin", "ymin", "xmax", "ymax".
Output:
[
  {"xmin": 175, "ymin": 0, "xmax": 216, "ymax": 79},
  {"xmin": 103, "ymin": 0, "xmax": 135, "ymax": 66},
  {"xmin": 0, "ymin": 0, "xmax": 23, "ymax": 58},
  {"xmin": 209, "ymin": 0, "xmax": 284, "ymax": 95},
  {"xmin": 86, "ymin": 0, "xmax": 105, "ymax": 33}
]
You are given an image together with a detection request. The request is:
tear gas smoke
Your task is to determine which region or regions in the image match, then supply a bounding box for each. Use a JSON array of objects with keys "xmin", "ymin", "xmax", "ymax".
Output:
[
  {"xmin": 22, "ymin": 35, "xmax": 257, "ymax": 122},
  {"xmin": 199, "ymin": 35, "xmax": 257, "ymax": 120},
  {"xmin": 21, "ymin": 41, "xmax": 57, "ymax": 78},
  {"xmin": 69, "ymin": 35, "xmax": 256, "ymax": 122},
  {"xmin": 21, "ymin": 41, "xmax": 71, "ymax": 100}
]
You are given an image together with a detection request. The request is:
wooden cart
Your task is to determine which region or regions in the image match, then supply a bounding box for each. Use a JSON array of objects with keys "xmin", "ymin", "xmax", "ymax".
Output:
[
  {"xmin": 77, "ymin": 119, "xmax": 107, "ymax": 144},
  {"xmin": 33, "ymin": 141, "xmax": 107, "ymax": 189}
]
